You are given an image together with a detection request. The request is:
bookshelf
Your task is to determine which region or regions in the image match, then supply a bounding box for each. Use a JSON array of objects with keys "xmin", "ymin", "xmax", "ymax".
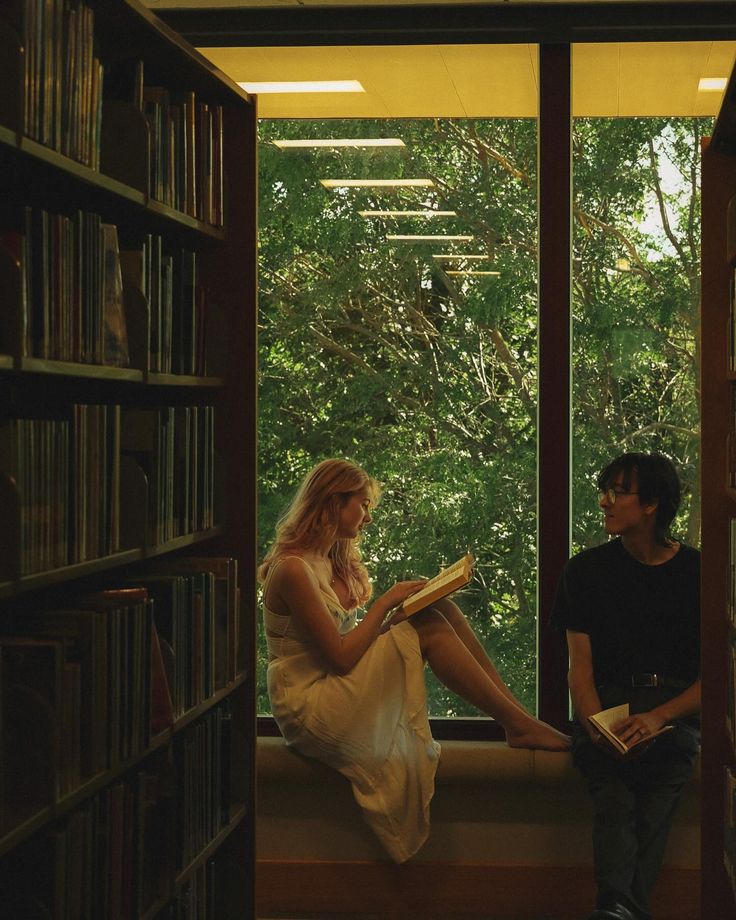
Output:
[
  {"xmin": 701, "ymin": 62, "xmax": 736, "ymax": 920},
  {"xmin": 0, "ymin": 1, "xmax": 256, "ymax": 918}
]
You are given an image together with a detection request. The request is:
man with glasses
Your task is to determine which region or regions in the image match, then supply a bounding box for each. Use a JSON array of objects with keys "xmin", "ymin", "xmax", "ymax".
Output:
[{"xmin": 551, "ymin": 452, "xmax": 700, "ymax": 920}]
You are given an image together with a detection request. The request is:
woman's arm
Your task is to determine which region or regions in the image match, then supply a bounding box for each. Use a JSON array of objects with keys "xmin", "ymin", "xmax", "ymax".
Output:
[
  {"xmin": 270, "ymin": 557, "xmax": 424, "ymax": 675},
  {"xmin": 567, "ymin": 629, "xmax": 603, "ymax": 739}
]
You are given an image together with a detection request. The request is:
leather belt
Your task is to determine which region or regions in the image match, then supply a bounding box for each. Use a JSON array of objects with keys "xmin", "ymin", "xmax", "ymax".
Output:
[{"xmin": 629, "ymin": 673, "xmax": 690, "ymax": 689}]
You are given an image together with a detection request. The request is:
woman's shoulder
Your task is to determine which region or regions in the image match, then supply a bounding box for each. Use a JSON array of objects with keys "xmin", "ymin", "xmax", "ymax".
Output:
[{"xmin": 268, "ymin": 554, "xmax": 317, "ymax": 585}]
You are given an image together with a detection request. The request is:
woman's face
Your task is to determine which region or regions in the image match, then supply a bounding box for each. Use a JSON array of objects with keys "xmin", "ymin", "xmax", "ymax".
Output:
[{"xmin": 336, "ymin": 489, "xmax": 372, "ymax": 539}]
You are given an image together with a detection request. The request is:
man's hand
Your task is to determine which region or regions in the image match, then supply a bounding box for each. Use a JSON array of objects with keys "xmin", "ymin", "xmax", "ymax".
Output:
[{"xmin": 614, "ymin": 710, "xmax": 667, "ymax": 748}]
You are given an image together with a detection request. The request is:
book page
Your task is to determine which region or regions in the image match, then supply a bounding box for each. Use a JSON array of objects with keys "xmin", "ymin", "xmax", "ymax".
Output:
[
  {"xmin": 402, "ymin": 553, "xmax": 474, "ymax": 616},
  {"xmin": 590, "ymin": 704, "xmax": 629, "ymax": 735}
]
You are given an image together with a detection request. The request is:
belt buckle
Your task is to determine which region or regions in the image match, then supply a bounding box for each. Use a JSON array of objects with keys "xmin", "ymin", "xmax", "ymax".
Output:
[{"xmin": 632, "ymin": 673, "xmax": 658, "ymax": 687}]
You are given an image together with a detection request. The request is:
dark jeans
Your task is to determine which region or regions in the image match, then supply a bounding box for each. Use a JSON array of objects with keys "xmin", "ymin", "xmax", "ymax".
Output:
[{"xmin": 572, "ymin": 686, "xmax": 700, "ymax": 920}]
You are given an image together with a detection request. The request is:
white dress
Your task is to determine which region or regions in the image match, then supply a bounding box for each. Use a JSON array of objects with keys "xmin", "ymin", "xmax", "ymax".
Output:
[{"xmin": 263, "ymin": 557, "xmax": 441, "ymax": 863}]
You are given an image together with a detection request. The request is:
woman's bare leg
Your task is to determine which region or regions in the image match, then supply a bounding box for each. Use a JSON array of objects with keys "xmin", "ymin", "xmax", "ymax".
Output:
[
  {"xmin": 429, "ymin": 597, "xmax": 529, "ymax": 713},
  {"xmin": 409, "ymin": 608, "xmax": 570, "ymax": 751}
]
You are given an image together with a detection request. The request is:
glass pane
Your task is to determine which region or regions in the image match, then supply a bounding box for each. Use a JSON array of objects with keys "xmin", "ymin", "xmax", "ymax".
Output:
[
  {"xmin": 256, "ymin": 111, "xmax": 539, "ymax": 717},
  {"xmin": 570, "ymin": 41, "xmax": 734, "ymax": 551}
]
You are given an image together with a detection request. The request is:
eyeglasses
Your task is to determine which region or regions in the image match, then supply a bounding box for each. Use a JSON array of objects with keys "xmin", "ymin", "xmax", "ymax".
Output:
[{"xmin": 598, "ymin": 487, "xmax": 640, "ymax": 505}]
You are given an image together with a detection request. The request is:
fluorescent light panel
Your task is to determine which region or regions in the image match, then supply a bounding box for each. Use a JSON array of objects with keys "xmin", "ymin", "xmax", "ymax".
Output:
[
  {"xmin": 698, "ymin": 77, "xmax": 728, "ymax": 92},
  {"xmin": 359, "ymin": 210, "xmax": 457, "ymax": 217},
  {"xmin": 321, "ymin": 178, "xmax": 434, "ymax": 188},
  {"xmin": 446, "ymin": 270, "xmax": 500, "ymax": 276},
  {"xmin": 239, "ymin": 80, "xmax": 364, "ymax": 94},
  {"xmin": 433, "ymin": 254, "xmax": 489, "ymax": 260},
  {"xmin": 388, "ymin": 234, "xmax": 472, "ymax": 241},
  {"xmin": 273, "ymin": 138, "xmax": 405, "ymax": 149}
]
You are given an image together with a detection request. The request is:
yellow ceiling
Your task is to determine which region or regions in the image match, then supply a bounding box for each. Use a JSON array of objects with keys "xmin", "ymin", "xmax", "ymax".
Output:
[{"xmin": 199, "ymin": 41, "xmax": 736, "ymax": 117}]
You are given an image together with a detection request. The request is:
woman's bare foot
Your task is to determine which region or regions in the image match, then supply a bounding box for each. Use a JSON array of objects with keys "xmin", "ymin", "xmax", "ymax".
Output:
[{"xmin": 506, "ymin": 718, "xmax": 571, "ymax": 752}]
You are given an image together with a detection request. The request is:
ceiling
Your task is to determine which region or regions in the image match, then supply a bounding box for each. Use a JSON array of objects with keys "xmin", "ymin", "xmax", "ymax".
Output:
[
  {"xmin": 147, "ymin": 0, "xmax": 736, "ymax": 6},
  {"xmin": 194, "ymin": 41, "xmax": 735, "ymax": 117},
  {"xmin": 144, "ymin": 0, "xmax": 736, "ymax": 117}
]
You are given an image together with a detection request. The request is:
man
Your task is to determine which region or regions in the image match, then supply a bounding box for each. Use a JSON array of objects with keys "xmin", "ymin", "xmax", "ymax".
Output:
[{"xmin": 551, "ymin": 452, "xmax": 700, "ymax": 920}]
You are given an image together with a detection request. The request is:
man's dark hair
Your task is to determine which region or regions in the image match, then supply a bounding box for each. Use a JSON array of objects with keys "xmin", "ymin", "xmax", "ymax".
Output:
[{"xmin": 596, "ymin": 452, "xmax": 681, "ymax": 545}]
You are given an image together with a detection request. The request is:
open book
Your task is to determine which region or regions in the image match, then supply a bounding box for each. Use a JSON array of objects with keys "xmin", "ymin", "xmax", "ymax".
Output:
[
  {"xmin": 401, "ymin": 553, "xmax": 475, "ymax": 617},
  {"xmin": 588, "ymin": 703, "xmax": 673, "ymax": 755}
]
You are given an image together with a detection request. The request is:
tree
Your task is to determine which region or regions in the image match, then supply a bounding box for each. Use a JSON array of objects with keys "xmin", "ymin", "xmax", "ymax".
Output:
[{"xmin": 257, "ymin": 116, "xmax": 709, "ymax": 717}]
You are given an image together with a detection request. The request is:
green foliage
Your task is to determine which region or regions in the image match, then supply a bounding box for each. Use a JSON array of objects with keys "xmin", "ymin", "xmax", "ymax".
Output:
[{"xmin": 256, "ymin": 116, "xmax": 709, "ymax": 718}]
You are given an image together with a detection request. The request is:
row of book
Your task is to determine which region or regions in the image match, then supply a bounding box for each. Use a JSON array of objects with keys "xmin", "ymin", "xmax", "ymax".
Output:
[
  {"xmin": 0, "ymin": 404, "xmax": 216, "ymax": 578},
  {"xmin": 0, "ymin": 211, "xmax": 211, "ymax": 375},
  {"xmin": 136, "ymin": 557, "xmax": 240, "ymax": 719},
  {"xmin": 0, "ymin": 406, "xmax": 120, "ymax": 576},
  {"xmin": 143, "ymin": 87, "xmax": 225, "ymax": 228},
  {"xmin": 1, "ymin": 753, "xmax": 170, "ymax": 919},
  {"xmin": 14, "ymin": 0, "xmax": 104, "ymax": 167},
  {"xmin": 176, "ymin": 704, "xmax": 232, "ymax": 868},
  {"xmin": 120, "ymin": 237, "xmax": 207, "ymax": 376},
  {"xmin": 0, "ymin": 558, "xmax": 240, "ymax": 837},
  {"xmin": 105, "ymin": 58, "xmax": 225, "ymax": 226},
  {"xmin": 0, "ymin": 727, "xmax": 233, "ymax": 920},
  {"xmin": 0, "ymin": 5, "xmax": 227, "ymax": 226},
  {"xmin": 121, "ymin": 405, "xmax": 216, "ymax": 547}
]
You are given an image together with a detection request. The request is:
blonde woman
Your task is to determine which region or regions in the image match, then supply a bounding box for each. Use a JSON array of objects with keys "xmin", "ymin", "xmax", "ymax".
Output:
[{"xmin": 259, "ymin": 458, "xmax": 570, "ymax": 862}]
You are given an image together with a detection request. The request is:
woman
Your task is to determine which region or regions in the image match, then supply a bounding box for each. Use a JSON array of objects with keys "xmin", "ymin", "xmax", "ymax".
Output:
[{"xmin": 259, "ymin": 459, "xmax": 570, "ymax": 862}]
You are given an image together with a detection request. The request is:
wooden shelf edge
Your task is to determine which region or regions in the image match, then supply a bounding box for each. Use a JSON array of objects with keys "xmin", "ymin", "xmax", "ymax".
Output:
[
  {"xmin": 143, "ymin": 527, "xmax": 223, "ymax": 559},
  {"xmin": 19, "ymin": 358, "xmax": 144, "ymax": 381},
  {"xmin": 172, "ymin": 672, "xmax": 247, "ymax": 735},
  {"xmin": 146, "ymin": 198, "xmax": 227, "ymax": 240},
  {"xmin": 8, "ymin": 530, "xmax": 226, "ymax": 597},
  {"xmin": 0, "ymin": 729, "xmax": 176, "ymax": 857},
  {"xmin": 0, "ymin": 123, "xmax": 18, "ymax": 147},
  {"xmin": 0, "ymin": 805, "xmax": 55, "ymax": 858},
  {"xmin": 0, "ymin": 672, "xmax": 247, "ymax": 854},
  {"xmin": 174, "ymin": 803, "xmax": 247, "ymax": 890},
  {"xmin": 145, "ymin": 372, "xmax": 225, "ymax": 388},
  {"xmin": 140, "ymin": 892, "xmax": 172, "ymax": 920},
  {"xmin": 16, "ymin": 548, "xmax": 144, "ymax": 594},
  {"xmin": 19, "ymin": 136, "xmax": 146, "ymax": 204}
]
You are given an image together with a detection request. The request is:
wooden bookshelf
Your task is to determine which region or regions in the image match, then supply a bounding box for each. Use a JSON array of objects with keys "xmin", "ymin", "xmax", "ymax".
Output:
[
  {"xmin": 701, "ymin": 60, "xmax": 736, "ymax": 920},
  {"xmin": 0, "ymin": 1, "xmax": 256, "ymax": 917}
]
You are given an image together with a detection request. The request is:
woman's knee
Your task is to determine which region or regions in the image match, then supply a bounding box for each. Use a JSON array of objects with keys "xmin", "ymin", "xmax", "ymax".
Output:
[{"xmin": 409, "ymin": 607, "xmax": 454, "ymax": 649}]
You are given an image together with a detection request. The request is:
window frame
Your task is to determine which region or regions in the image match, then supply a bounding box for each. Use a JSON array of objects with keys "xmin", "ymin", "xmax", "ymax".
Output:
[{"xmin": 160, "ymin": 7, "xmax": 734, "ymax": 742}]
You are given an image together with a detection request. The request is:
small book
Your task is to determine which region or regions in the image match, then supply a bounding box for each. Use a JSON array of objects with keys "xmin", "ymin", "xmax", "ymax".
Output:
[
  {"xmin": 401, "ymin": 553, "xmax": 475, "ymax": 617},
  {"xmin": 588, "ymin": 703, "xmax": 673, "ymax": 755}
]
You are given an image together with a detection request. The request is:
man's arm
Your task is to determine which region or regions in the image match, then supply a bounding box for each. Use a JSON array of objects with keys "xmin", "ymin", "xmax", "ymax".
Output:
[{"xmin": 567, "ymin": 629, "xmax": 603, "ymax": 740}]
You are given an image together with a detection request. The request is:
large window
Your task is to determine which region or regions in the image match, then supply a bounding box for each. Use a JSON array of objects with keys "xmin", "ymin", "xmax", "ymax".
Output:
[
  {"xmin": 192, "ymin": 38, "xmax": 734, "ymax": 727},
  {"xmin": 257, "ymin": 116, "xmax": 540, "ymax": 716}
]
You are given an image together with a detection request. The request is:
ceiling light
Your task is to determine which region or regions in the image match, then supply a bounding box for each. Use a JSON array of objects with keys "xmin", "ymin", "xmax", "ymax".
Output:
[
  {"xmin": 273, "ymin": 138, "xmax": 405, "ymax": 149},
  {"xmin": 358, "ymin": 210, "xmax": 457, "ymax": 218},
  {"xmin": 446, "ymin": 270, "xmax": 501, "ymax": 276},
  {"xmin": 433, "ymin": 254, "xmax": 489, "ymax": 260},
  {"xmin": 320, "ymin": 179, "xmax": 434, "ymax": 188},
  {"xmin": 698, "ymin": 77, "xmax": 728, "ymax": 92},
  {"xmin": 238, "ymin": 80, "xmax": 364, "ymax": 94},
  {"xmin": 387, "ymin": 234, "xmax": 472, "ymax": 241}
]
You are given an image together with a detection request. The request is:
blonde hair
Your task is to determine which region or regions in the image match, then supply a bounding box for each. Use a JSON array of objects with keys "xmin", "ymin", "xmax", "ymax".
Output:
[{"xmin": 258, "ymin": 459, "xmax": 380, "ymax": 607}]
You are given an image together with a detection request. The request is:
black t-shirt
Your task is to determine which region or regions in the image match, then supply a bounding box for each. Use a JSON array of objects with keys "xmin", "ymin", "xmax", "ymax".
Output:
[{"xmin": 550, "ymin": 538, "xmax": 700, "ymax": 687}]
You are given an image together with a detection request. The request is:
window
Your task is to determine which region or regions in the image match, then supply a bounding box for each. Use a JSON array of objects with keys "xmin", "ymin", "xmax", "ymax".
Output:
[{"xmin": 197, "ymin": 38, "xmax": 734, "ymax": 731}]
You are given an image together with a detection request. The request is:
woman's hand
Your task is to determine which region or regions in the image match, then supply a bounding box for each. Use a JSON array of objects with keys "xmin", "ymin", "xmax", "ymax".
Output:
[{"xmin": 379, "ymin": 579, "xmax": 426, "ymax": 612}]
